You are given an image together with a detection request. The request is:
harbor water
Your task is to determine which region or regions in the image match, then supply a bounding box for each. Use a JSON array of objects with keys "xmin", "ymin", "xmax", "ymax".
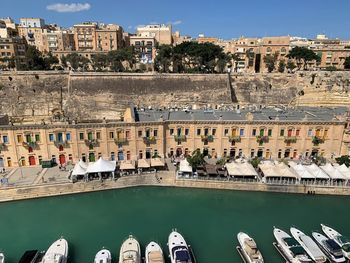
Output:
[{"xmin": 0, "ymin": 186, "xmax": 349, "ymax": 263}]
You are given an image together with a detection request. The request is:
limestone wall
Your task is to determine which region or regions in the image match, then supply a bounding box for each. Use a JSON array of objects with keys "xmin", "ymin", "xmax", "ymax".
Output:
[{"xmin": 0, "ymin": 71, "xmax": 349, "ymax": 123}]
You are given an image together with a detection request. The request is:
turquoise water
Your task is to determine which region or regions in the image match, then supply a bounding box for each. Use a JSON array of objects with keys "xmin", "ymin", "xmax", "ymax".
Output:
[{"xmin": 0, "ymin": 186, "xmax": 349, "ymax": 263}]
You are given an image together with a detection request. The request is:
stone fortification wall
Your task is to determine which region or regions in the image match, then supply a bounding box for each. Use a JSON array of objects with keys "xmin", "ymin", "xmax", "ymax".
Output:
[{"xmin": 0, "ymin": 71, "xmax": 349, "ymax": 122}]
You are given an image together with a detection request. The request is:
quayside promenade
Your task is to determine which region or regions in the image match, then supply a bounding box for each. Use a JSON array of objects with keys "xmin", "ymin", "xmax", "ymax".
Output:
[{"xmin": 2, "ymin": 170, "xmax": 350, "ymax": 203}]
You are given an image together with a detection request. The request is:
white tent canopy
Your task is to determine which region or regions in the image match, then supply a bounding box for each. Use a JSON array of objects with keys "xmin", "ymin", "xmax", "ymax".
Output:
[
  {"xmin": 150, "ymin": 158, "xmax": 165, "ymax": 167},
  {"xmin": 120, "ymin": 160, "xmax": 136, "ymax": 170},
  {"xmin": 179, "ymin": 159, "xmax": 192, "ymax": 173},
  {"xmin": 259, "ymin": 161, "xmax": 297, "ymax": 179},
  {"xmin": 334, "ymin": 164, "xmax": 350, "ymax": 180},
  {"xmin": 137, "ymin": 159, "xmax": 150, "ymax": 168},
  {"xmin": 275, "ymin": 162, "xmax": 298, "ymax": 179},
  {"xmin": 305, "ymin": 164, "xmax": 330, "ymax": 180},
  {"xmin": 72, "ymin": 159, "xmax": 87, "ymax": 176},
  {"xmin": 86, "ymin": 157, "xmax": 116, "ymax": 174},
  {"xmin": 290, "ymin": 163, "xmax": 315, "ymax": 180},
  {"xmin": 225, "ymin": 161, "xmax": 258, "ymax": 177},
  {"xmin": 320, "ymin": 163, "xmax": 347, "ymax": 181}
]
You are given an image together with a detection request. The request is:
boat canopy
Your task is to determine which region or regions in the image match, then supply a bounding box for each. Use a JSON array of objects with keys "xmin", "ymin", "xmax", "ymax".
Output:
[
  {"xmin": 137, "ymin": 159, "xmax": 150, "ymax": 168},
  {"xmin": 290, "ymin": 163, "xmax": 315, "ymax": 180},
  {"xmin": 334, "ymin": 164, "xmax": 350, "ymax": 180},
  {"xmin": 120, "ymin": 160, "xmax": 136, "ymax": 170},
  {"xmin": 305, "ymin": 164, "xmax": 330, "ymax": 180},
  {"xmin": 150, "ymin": 158, "xmax": 165, "ymax": 167},
  {"xmin": 86, "ymin": 157, "xmax": 116, "ymax": 174},
  {"xmin": 72, "ymin": 159, "xmax": 88, "ymax": 176},
  {"xmin": 225, "ymin": 161, "xmax": 258, "ymax": 177},
  {"xmin": 320, "ymin": 163, "xmax": 347, "ymax": 181},
  {"xmin": 179, "ymin": 159, "xmax": 192, "ymax": 173}
]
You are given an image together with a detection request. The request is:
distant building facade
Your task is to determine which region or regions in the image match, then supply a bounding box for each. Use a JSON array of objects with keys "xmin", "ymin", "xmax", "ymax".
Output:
[{"xmin": 136, "ymin": 24, "xmax": 172, "ymax": 45}]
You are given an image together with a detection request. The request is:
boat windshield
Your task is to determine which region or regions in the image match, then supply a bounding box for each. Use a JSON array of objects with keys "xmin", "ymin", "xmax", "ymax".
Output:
[
  {"xmin": 284, "ymin": 237, "xmax": 299, "ymax": 247},
  {"xmin": 290, "ymin": 246, "xmax": 305, "ymax": 256},
  {"xmin": 342, "ymin": 243, "xmax": 350, "ymax": 252},
  {"xmin": 175, "ymin": 250, "xmax": 190, "ymax": 262}
]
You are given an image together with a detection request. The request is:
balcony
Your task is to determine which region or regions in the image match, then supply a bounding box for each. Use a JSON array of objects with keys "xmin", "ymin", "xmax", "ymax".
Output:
[
  {"xmin": 284, "ymin": 136, "xmax": 297, "ymax": 144},
  {"xmin": 143, "ymin": 136, "xmax": 156, "ymax": 144},
  {"xmin": 201, "ymin": 135, "xmax": 214, "ymax": 143},
  {"xmin": 228, "ymin": 136, "xmax": 241, "ymax": 143},
  {"xmin": 114, "ymin": 137, "xmax": 128, "ymax": 145},
  {"xmin": 256, "ymin": 136, "xmax": 269, "ymax": 145},
  {"xmin": 312, "ymin": 136, "xmax": 325, "ymax": 146},
  {"xmin": 22, "ymin": 141, "xmax": 38, "ymax": 148},
  {"xmin": 54, "ymin": 140, "xmax": 69, "ymax": 148},
  {"xmin": 174, "ymin": 135, "xmax": 186, "ymax": 143},
  {"xmin": 85, "ymin": 139, "xmax": 99, "ymax": 147}
]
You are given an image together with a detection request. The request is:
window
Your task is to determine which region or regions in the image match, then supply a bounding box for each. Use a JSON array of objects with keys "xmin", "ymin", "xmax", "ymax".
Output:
[
  {"xmin": 287, "ymin": 129, "xmax": 293, "ymax": 137},
  {"xmin": 185, "ymin": 129, "xmax": 189, "ymax": 136},
  {"xmin": 126, "ymin": 130, "xmax": 130, "ymax": 139},
  {"xmin": 252, "ymin": 129, "xmax": 257, "ymax": 136},
  {"xmin": 138, "ymin": 130, "xmax": 142, "ymax": 137},
  {"xmin": 154, "ymin": 130, "xmax": 158, "ymax": 137},
  {"xmin": 110, "ymin": 131, "xmax": 114, "ymax": 139},
  {"xmin": 204, "ymin": 128, "xmax": 209, "ymax": 136},
  {"xmin": 177, "ymin": 128, "xmax": 182, "ymax": 136},
  {"xmin": 224, "ymin": 129, "xmax": 229, "ymax": 136},
  {"xmin": 296, "ymin": 129, "xmax": 300, "ymax": 136},
  {"xmin": 280, "ymin": 129, "xmax": 285, "ymax": 136},
  {"xmin": 268, "ymin": 129, "xmax": 272, "ymax": 136},
  {"xmin": 35, "ymin": 134, "xmax": 40, "ymax": 142},
  {"xmin": 324, "ymin": 129, "xmax": 328, "ymax": 138},
  {"xmin": 96, "ymin": 132, "xmax": 101, "ymax": 140},
  {"xmin": 145, "ymin": 129, "xmax": 151, "ymax": 137},
  {"xmin": 66, "ymin": 133, "xmax": 71, "ymax": 141},
  {"xmin": 197, "ymin": 129, "xmax": 201, "ymax": 136},
  {"xmin": 170, "ymin": 129, "xmax": 174, "ymax": 136},
  {"xmin": 49, "ymin": 134, "xmax": 54, "ymax": 142},
  {"xmin": 259, "ymin": 129, "xmax": 264, "ymax": 136},
  {"xmin": 87, "ymin": 132, "xmax": 93, "ymax": 140},
  {"xmin": 239, "ymin": 128, "xmax": 244, "ymax": 136},
  {"xmin": 25, "ymin": 134, "xmax": 32, "ymax": 142},
  {"xmin": 212, "ymin": 128, "xmax": 216, "ymax": 136},
  {"xmin": 79, "ymin": 133, "xmax": 84, "ymax": 140},
  {"xmin": 307, "ymin": 129, "xmax": 313, "ymax": 137},
  {"xmin": 2, "ymin": 136, "xmax": 8, "ymax": 144},
  {"xmin": 250, "ymin": 149, "xmax": 255, "ymax": 158}
]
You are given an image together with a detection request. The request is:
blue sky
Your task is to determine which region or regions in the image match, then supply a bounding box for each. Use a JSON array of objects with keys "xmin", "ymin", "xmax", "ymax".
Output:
[{"xmin": 1, "ymin": 0, "xmax": 350, "ymax": 39}]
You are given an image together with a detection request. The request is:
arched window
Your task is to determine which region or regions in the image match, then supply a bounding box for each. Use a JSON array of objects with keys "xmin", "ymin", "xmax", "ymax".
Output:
[
  {"xmin": 28, "ymin": 147, "xmax": 33, "ymax": 153},
  {"xmin": 266, "ymin": 47, "xmax": 272, "ymax": 54},
  {"xmin": 281, "ymin": 47, "xmax": 287, "ymax": 55}
]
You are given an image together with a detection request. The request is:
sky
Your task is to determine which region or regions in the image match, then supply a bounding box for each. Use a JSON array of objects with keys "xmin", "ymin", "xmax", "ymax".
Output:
[{"xmin": 1, "ymin": 0, "xmax": 350, "ymax": 39}]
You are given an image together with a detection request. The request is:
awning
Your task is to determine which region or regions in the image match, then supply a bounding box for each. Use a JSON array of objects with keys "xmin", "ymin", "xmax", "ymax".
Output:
[
  {"xmin": 72, "ymin": 159, "xmax": 87, "ymax": 176},
  {"xmin": 320, "ymin": 163, "xmax": 347, "ymax": 181},
  {"xmin": 334, "ymin": 164, "xmax": 350, "ymax": 180},
  {"xmin": 179, "ymin": 159, "xmax": 192, "ymax": 173},
  {"xmin": 120, "ymin": 160, "xmax": 136, "ymax": 170},
  {"xmin": 225, "ymin": 161, "xmax": 258, "ymax": 177},
  {"xmin": 275, "ymin": 162, "xmax": 298, "ymax": 179},
  {"xmin": 305, "ymin": 164, "xmax": 329, "ymax": 180},
  {"xmin": 86, "ymin": 157, "xmax": 116, "ymax": 174},
  {"xmin": 290, "ymin": 163, "xmax": 315, "ymax": 180},
  {"xmin": 138, "ymin": 159, "xmax": 150, "ymax": 168},
  {"xmin": 205, "ymin": 164, "xmax": 217, "ymax": 175},
  {"xmin": 150, "ymin": 158, "xmax": 165, "ymax": 167}
]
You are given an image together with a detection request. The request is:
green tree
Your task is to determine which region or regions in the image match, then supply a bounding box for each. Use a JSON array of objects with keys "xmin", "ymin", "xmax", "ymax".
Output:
[
  {"xmin": 249, "ymin": 157, "xmax": 261, "ymax": 169},
  {"xmin": 287, "ymin": 47, "xmax": 320, "ymax": 70},
  {"xmin": 263, "ymin": 52, "xmax": 278, "ymax": 73},
  {"xmin": 107, "ymin": 47, "xmax": 135, "ymax": 72},
  {"xmin": 91, "ymin": 53, "xmax": 108, "ymax": 71},
  {"xmin": 335, "ymin": 155, "xmax": 350, "ymax": 167},
  {"xmin": 344, "ymin": 57, "xmax": 350, "ymax": 69},
  {"xmin": 154, "ymin": 44, "xmax": 173, "ymax": 73},
  {"xmin": 24, "ymin": 46, "xmax": 46, "ymax": 70},
  {"xmin": 186, "ymin": 149, "xmax": 205, "ymax": 170},
  {"xmin": 278, "ymin": 59, "xmax": 286, "ymax": 73},
  {"xmin": 65, "ymin": 53, "xmax": 90, "ymax": 71},
  {"xmin": 286, "ymin": 59, "xmax": 297, "ymax": 72},
  {"xmin": 43, "ymin": 52, "xmax": 59, "ymax": 70}
]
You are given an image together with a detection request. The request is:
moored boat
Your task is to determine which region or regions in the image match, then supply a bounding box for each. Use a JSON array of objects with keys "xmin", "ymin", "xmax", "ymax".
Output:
[
  {"xmin": 0, "ymin": 253, "xmax": 3, "ymax": 263},
  {"xmin": 94, "ymin": 248, "xmax": 112, "ymax": 263},
  {"xmin": 145, "ymin": 241, "xmax": 164, "ymax": 263},
  {"xmin": 42, "ymin": 238, "xmax": 68, "ymax": 263},
  {"xmin": 290, "ymin": 227, "xmax": 326, "ymax": 263},
  {"xmin": 237, "ymin": 232, "xmax": 264, "ymax": 263},
  {"xmin": 321, "ymin": 224, "xmax": 350, "ymax": 259},
  {"xmin": 168, "ymin": 230, "xmax": 193, "ymax": 263},
  {"xmin": 312, "ymin": 232, "xmax": 346, "ymax": 263},
  {"xmin": 273, "ymin": 227, "xmax": 311, "ymax": 263},
  {"xmin": 18, "ymin": 250, "xmax": 45, "ymax": 263},
  {"xmin": 119, "ymin": 235, "xmax": 141, "ymax": 263}
]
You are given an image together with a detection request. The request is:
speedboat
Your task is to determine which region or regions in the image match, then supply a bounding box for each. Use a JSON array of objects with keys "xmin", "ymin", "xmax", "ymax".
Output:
[
  {"xmin": 145, "ymin": 241, "xmax": 164, "ymax": 263},
  {"xmin": 237, "ymin": 232, "xmax": 264, "ymax": 263},
  {"xmin": 290, "ymin": 227, "xmax": 326, "ymax": 263},
  {"xmin": 321, "ymin": 224, "xmax": 350, "ymax": 259},
  {"xmin": 42, "ymin": 238, "xmax": 68, "ymax": 263},
  {"xmin": 0, "ymin": 253, "xmax": 3, "ymax": 263},
  {"xmin": 18, "ymin": 250, "xmax": 45, "ymax": 263},
  {"xmin": 119, "ymin": 235, "xmax": 141, "ymax": 263},
  {"xmin": 312, "ymin": 232, "xmax": 346, "ymax": 263},
  {"xmin": 273, "ymin": 227, "xmax": 311, "ymax": 263},
  {"xmin": 94, "ymin": 249, "xmax": 112, "ymax": 263},
  {"xmin": 168, "ymin": 230, "xmax": 193, "ymax": 263}
]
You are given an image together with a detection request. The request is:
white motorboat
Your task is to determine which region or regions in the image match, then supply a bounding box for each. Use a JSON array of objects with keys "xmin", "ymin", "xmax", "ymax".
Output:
[
  {"xmin": 145, "ymin": 241, "xmax": 164, "ymax": 263},
  {"xmin": 119, "ymin": 235, "xmax": 141, "ymax": 263},
  {"xmin": 237, "ymin": 232, "xmax": 264, "ymax": 263},
  {"xmin": 273, "ymin": 227, "xmax": 311, "ymax": 263},
  {"xmin": 321, "ymin": 224, "xmax": 350, "ymax": 259},
  {"xmin": 42, "ymin": 238, "xmax": 68, "ymax": 263},
  {"xmin": 94, "ymin": 248, "xmax": 112, "ymax": 263},
  {"xmin": 168, "ymin": 230, "xmax": 193, "ymax": 263},
  {"xmin": 312, "ymin": 232, "xmax": 346, "ymax": 263},
  {"xmin": 290, "ymin": 227, "xmax": 326, "ymax": 263},
  {"xmin": 0, "ymin": 253, "xmax": 4, "ymax": 263}
]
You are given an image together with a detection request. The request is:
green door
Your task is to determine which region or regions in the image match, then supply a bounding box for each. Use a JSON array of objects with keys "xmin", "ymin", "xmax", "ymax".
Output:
[{"xmin": 89, "ymin": 153, "xmax": 95, "ymax": 162}]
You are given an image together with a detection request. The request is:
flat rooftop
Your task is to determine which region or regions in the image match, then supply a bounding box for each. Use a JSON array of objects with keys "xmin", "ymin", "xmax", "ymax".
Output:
[{"xmin": 133, "ymin": 106, "xmax": 348, "ymax": 123}]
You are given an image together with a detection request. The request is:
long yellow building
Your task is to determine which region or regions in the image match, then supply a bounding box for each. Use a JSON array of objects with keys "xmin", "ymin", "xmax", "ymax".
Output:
[{"xmin": 0, "ymin": 106, "xmax": 349, "ymax": 168}]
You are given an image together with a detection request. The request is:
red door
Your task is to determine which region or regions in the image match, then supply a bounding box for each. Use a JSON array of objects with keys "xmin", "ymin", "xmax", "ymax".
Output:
[
  {"xmin": 29, "ymin": 156, "xmax": 36, "ymax": 166},
  {"xmin": 59, "ymin": 154, "xmax": 66, "ymax": 165}
]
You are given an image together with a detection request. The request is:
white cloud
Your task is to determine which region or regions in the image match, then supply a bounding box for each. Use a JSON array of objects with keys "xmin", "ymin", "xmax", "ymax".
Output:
[
  {"xmin": 46, "ymin": 3, "xmax": 91, "ymax": 13},
  {"xmin": 172, "ymin": 20, "xmax": 182, "ymax": 25}
]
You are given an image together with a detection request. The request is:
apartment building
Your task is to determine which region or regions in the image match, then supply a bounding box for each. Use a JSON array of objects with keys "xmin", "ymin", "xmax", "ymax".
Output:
[
  {"xmin": 136, "ymin": 24, "xmax": 172, "ymax": 45},
  {"xmin": 18, "ymin": 18, "xmax": 46, "ymax": 52},
  {"xmin": 96, "ymin": 24, "xmax": 124, "ymax": 52},
  {"xmin": 42, "ymin": 29, "xmax": 75, "ymax": 53},
  {"xmin": 0, "ymin": 37, "xmax": 27, "ymax": 68},
  {"xmin": 130, "ymin": 33, "xmax": 156, "ymax": 64}
]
